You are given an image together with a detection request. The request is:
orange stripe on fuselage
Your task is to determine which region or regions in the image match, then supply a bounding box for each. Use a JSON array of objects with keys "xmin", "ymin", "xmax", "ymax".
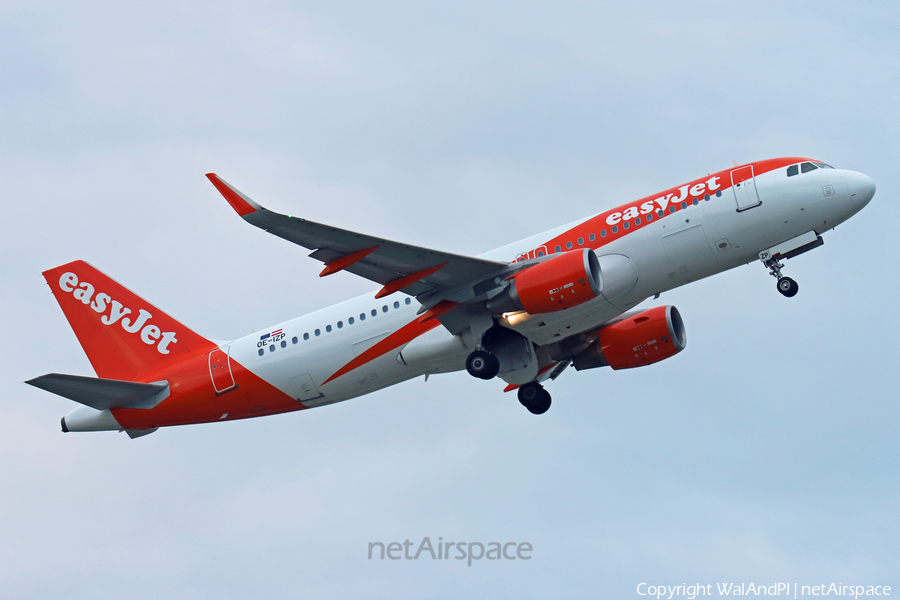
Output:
[
  {"xmin": 111, "ymin": 353, "xmax": 306, "ymax": 430},
  {"xmin": 323, "ymin": 301, "xmax": 458, "ymax": 385},
  {"xmin": 517, "ymin": 157, "xmax": 812, "ymax": 262}
]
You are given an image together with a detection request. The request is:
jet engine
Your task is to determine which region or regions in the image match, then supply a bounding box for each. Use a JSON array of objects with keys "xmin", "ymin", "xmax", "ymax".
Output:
[
  {"xmin": 487, "ymin": 249, "xmax": 602, "ymax": 315},
  {"xmin": 572, "ymin": 305, "xmax": 686, "ymax": 370}
]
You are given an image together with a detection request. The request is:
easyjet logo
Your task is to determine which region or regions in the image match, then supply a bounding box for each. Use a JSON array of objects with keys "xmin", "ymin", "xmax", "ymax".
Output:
[
  {"xmin": 58, "ymin": 272, "xmax": 178, "ymax": 354},
  {"xmin": 605, "ymin": 176, "xmax": 721, "ymax": 226}
]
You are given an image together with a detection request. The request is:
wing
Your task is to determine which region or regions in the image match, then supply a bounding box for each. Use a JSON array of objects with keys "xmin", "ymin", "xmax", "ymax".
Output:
[{"xmin": 207, "ymin": 174, "xmax": 508, "ymax": 303}]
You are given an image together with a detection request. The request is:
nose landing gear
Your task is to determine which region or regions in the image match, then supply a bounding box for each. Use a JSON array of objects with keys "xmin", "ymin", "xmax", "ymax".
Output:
[
  {"xmin": 764, "ymin": 255, "xmax": 799, "ymax": 298},
  {"xmin": 517, "ymin": 382, "xmax": 551, "ymax": 415},
  {"xmin": 776, "ymin": 276, "xmax": 798, "ymax": 297}
]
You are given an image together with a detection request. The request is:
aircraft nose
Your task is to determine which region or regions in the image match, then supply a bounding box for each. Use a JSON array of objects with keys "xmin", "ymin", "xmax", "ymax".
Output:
[{"xmin": 846, "ymin": 171, "xmax": 876, "ymax": 209}]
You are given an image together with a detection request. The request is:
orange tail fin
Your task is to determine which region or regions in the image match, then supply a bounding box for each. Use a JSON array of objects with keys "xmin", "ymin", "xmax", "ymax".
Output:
[{"xmin": 43, "ymin": 261, "xmax": 215, "ymax": 381}]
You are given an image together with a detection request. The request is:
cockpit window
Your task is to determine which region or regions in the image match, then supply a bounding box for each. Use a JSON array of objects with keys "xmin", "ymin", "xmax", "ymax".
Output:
[
  {"xmin": 787, "ymin": 165, "xmax": 799, "ymax": 177},
  {"xmin": 800, "ymin": 162, "xmax": 818, "ymax": 173},
  {"xmin": 813, "ymin": 161, "xmax": 834, "ymax": 169}
]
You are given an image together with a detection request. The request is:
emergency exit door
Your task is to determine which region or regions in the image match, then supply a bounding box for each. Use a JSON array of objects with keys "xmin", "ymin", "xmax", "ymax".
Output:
[
  {"xmin": 209, "ymin": 346, "xmax": 237, "ymax": 394},
  {"xmin": 731, "ymin": 165, "xmax": 762, "ymax": 211}
]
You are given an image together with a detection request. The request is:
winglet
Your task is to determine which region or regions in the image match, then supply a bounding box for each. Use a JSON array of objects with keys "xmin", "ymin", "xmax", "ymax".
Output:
[{"xmin": 206, "ymin": 173, "xmax": 261, "ymax": 217}]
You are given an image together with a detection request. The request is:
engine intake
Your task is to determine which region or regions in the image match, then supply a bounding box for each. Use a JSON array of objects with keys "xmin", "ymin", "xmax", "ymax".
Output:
[
  {"xmin": 573, "ymin": 305, "xmax": 686, "ymax": 370},
  {"xmin": 487, "ymin": 249, "xmax": 602, "ymax": 315}
]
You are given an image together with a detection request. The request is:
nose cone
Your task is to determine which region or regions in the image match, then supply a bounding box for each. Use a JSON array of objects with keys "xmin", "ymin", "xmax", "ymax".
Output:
[{"xmin": 847, "ymin": 171, "xmax": 876, "ymax": 209}]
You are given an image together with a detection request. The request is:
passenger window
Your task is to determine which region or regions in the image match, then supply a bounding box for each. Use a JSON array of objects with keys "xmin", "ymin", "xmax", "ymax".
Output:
[
  {"xmin": 315, "ymin": 329, "xmax": 321, "ymax": 336},
  {"xmin": 704, "ymin": 194, "xmax": 710, "ymax": 201},
  {"xmin": 337, "ymin": 321, "xmax": 343, "ymax": 328},
  {"xmin": 635, "ymin": 217, "xmax": 641, "ymax": 225},
  {"xmin": 281, "ymin": 340, "xmax": 287, "ymax": 348},
  {"xmin": 589, "ymin": 233, "xmax": 595, "ymax": 241},
  {"xmin": 716, "ymin": 190, "xmax": 722, "ymax": 197},
  {"xmin": 623, "ymin": 222, "xmax": 630, "ymax": 229},
  {"xmin": 258, "ymin": 348, "xmax": 264, "ymax": 356},
  {"xmin": 801, "ymin": 162, "xmax": 818, "ymax": 173},
  {"xmin": 405, "ymin": 298, "xmax": 411, "ymax": 305},
  {"xmin": 646, "ymin": 213, "xmax": 653, "ymax": 221},
  {"xmin": 292, "ymin": 336, "xmax": 298, "ymax": 344},
  {"xmin": 611, "ymin": 226, "xmax": 618, "ymax": 233},
  {"xmin": 537, "ymin": 250, "xmax": 544, "ymax": 256},
  {"xmin": 393, "ymin": 301, "xmax": 400, "ymax": 309},
  {"xmin": 577, "ymin": 237, "xmax": 584, "ymax": 245},
  {"xmin": 669, "ymin": 206, "xmax": 676, "ymax": 213},
  {"xmin": 349, "ymin": 317, "xmax": 354, "ymax": 324},
  {"xmin": 692, "ymin": 198, "xmax": 698, "ymax": 205},
  {"xmin": 787, "ymin": 165, "xmax": 799, "ymax": 177},
  {"xmin": 600, "ymin": 230, "xmax": 607, "ymax": 237},
  {"xmin": 360, "ymin": 313, "xmax": 365, "ymax": 321},
  {"xmin": 555, "ymin": 245, "xmax": 561, "ymax": 253},
  {"xmin": 680, "ymin": 201, "xmax": 687, "ymax": 209},
  {"xmin": 657, "ymin": 210, "xmax": 664, "ymax": 217},
  {"xmin": 371, "ymin": 309, "xmax": 377, "ymax": 317},
  {"xmin": 303, "ymin": 333, "xmax": 309, "ymax": 340},
  {"xmin": 566, "ymin": 241, "xmax": 573, "ymax": 249},
  {"xmin": 382, "ymin": 305, "xmax": 388, "ymax": 313},
  {"xmin": 269, "ymin": 344, "xmax": 276, "ymax": 352}
]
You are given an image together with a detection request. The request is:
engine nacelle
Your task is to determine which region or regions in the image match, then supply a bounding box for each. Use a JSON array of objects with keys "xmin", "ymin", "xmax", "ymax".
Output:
[
  {"xmin": 572, "ymin": 305, "xmax": 686, "ymax": 370},
  {"xmin": 487, "ymin": 249, "xmax": 602, "ymax": 315}
]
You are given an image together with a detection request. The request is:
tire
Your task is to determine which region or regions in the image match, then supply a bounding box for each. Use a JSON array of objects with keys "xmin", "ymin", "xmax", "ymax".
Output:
[
  {"xmin": 526, "ymin": 389, "xmax": 551, "ymax": 415},
  {"xmin": 518, "ymin": 383, "xmax": 551, "ymax": 414},
  {"xmin": 777, "ymin": 277, "xmax": 799, "ymax": 298},
  {"xmin": 466, "ymin": 350, "xmax": 500, "ymax": 380},
  {"xmin": 517, "ymin": 382, "xmax": 541, "ymax": 405}
]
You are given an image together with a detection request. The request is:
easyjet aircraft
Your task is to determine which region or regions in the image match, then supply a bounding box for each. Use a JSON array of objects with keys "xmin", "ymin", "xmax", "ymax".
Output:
[{"xmin": 27, "ymin": 158, "xmax": 875, "ymax": 437}]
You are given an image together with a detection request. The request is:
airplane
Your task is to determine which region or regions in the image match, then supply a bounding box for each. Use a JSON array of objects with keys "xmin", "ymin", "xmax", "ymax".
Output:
[{"xmin": 26, "ymin": 157, "xmax": 875, "ymax": 438}]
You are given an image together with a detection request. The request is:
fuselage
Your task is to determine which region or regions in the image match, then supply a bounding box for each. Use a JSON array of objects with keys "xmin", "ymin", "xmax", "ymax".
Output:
[{"xmin": 74, "ymin": 157, "xmax": 876, "ymax": 431}]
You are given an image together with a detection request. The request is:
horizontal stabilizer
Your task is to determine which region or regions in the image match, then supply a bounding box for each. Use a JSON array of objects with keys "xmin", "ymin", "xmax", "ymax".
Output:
[{"xmin": 26, "ymin": 373, "xmax": 168, "ymax": 411}]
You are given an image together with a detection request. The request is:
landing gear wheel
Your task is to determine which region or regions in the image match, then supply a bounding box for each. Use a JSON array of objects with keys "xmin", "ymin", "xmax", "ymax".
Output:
[
  {"xmin": 517, "ymin": 382, "xmax": 552, "ymax": 415},
  {"xmin": 465, "ymin": 350, "xmax": 500, "ymax": 380},
  {"xmin": 777, "ymin": 276, "xmax": 799, "ymax": 298}
]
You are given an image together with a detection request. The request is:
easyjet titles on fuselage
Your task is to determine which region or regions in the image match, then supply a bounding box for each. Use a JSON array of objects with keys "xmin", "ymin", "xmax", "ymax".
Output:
[{"xmin": 605, "ymin": 176, "xmax": 722, "ymax": 226}]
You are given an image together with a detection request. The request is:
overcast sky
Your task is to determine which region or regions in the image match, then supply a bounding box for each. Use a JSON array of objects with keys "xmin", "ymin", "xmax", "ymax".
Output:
[{"xmin": 2, "ymin": 1, "xmax": 898, "ymax": 598}]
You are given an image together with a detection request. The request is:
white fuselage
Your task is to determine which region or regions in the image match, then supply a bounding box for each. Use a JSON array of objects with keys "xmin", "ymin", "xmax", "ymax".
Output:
[{"xmin": 227, "ymin": 163, "xmax": 874, "ymax": 408}]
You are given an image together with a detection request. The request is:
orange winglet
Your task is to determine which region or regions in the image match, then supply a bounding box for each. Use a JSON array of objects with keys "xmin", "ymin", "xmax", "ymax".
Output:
[
  {"xmin": 375, "ymin": 263, "xmax": 447, "ymax": 299},
  {"xmin": 319, "ymin": 246, "xmax": 379, "ymax": 277},
  {"xmin": 206, "ymin": 173, "xmax": 257, "ymax": 217}
]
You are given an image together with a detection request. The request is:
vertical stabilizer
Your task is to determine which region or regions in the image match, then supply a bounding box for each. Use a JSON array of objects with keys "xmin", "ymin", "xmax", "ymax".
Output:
[{"xmin": 43, "ymin": 261, "xmax": 215, "ymax": 381}]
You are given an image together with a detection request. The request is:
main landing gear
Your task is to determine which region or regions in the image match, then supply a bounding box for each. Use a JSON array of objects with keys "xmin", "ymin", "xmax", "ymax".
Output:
[
  {"xmin": 764, "ymin": 256, "xmax": 799, "ymax": 298},
  {"xmin": 517, "ymin": 382, "xmax": 551, "ymax": 415},
  {"xmin": 464, "ymin": 347, "xmax": 551, "ymax": 415},
  {"xmin": 466, "ymin": 349, "xmax": 500, "ymax": 380}
]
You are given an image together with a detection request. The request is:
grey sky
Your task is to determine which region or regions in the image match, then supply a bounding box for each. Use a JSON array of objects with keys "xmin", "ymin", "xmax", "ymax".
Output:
[{"xmin": 2, "ymin": 1, "xmax": 898, "ymax": 598}]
